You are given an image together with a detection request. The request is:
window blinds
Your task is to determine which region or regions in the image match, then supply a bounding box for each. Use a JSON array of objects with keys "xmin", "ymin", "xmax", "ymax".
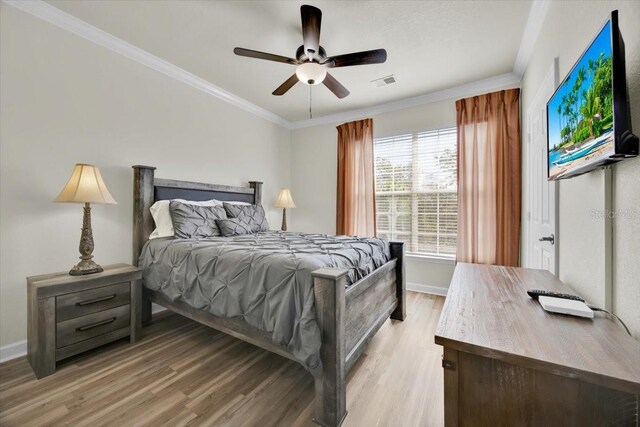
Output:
[{"xmin": 374, "ymin": 127, "xmax": 457, "ymax": 256}]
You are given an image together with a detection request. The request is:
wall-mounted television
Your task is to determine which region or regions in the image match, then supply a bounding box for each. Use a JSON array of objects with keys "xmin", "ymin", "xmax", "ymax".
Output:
[{"xmin": 546, "ymin": 10, "xmax": 638, "ymax": 180}]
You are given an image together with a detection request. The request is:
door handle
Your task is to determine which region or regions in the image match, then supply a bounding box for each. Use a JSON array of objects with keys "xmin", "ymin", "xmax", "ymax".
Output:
[{"xmin": 539, "ymin": 234, "xmax": 555, "ymax": 245}]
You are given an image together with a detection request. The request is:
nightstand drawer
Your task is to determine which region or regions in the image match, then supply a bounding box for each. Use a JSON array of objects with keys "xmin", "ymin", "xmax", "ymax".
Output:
[
  {"xmin": 56, "ymin": 304, "xmax": 131, "ymax": 348},
  {"xmin": 56, "ymin": 282, "xmax": 130, "ymax": 322},
  {"xmin": 28, "ymin": 264, "xmax": 141, "ymax": 378}
]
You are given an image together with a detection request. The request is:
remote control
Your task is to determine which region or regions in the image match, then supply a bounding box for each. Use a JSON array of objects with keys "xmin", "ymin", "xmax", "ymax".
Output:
[{"xmin": 527, "ymin": 289, "xmax": 584, "ymax": 302}]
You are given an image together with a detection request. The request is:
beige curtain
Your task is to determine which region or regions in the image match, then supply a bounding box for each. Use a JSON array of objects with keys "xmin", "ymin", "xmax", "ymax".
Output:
[
  {"xmin": 456, "ymin": 89, "xmax": 521, "ymax": 266},
  {"xmin": 336, "ymin": 118, "xmax": 376, "ymax": 236}
]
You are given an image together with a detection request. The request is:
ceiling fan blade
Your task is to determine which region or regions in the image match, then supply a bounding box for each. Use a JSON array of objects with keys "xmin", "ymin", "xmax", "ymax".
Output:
[
  {"xmin": 301, "ymin": 5, "xmax": 321, "ymax": 59},
  {"xmin": 323, "ymin": 72, "xmax": 349, "ymax": 99},
  {"xmin": 324, "ymin": 49, "xmax": 387, "ymax": 68},
  {"xmin": 272, "ymin": 74, "xmax": 299, "ymax": 96},
  {"xmin": 234, "ymin": 47, "xmax": 298, "ymax": 65}
]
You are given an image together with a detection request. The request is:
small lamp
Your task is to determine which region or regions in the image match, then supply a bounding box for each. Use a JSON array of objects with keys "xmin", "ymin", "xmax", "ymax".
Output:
[
  {"xmin": 54, "ymin": 164, "xmax": 117, "ymax": 275},
  {"xmin": 274, "ymin": 188, "xmax": 296, "ymax": 231}
]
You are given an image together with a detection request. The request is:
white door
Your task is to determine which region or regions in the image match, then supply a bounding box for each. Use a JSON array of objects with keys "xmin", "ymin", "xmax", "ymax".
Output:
[{"xmin": 524, "ymin": 60, "xmax": 559, "ymax": 274}]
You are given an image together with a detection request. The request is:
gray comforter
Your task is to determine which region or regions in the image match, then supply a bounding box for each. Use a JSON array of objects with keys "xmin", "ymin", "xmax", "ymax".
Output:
[{"xmin": 139, "ymin": 231, "xmax": 390, "ymax": 376}]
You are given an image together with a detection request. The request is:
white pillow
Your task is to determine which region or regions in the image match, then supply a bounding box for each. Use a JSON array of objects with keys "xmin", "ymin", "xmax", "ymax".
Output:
[{"xmin": 149, "ymin": 199, "xmax": 223, "ymax": 239}]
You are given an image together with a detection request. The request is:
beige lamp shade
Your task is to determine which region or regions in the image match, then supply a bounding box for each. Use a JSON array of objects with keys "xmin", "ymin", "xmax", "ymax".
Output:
[
  {"xmin": 54, "ymin": 163, "xmax": 117, "ymax": 204},
  {"xmin": 274, "ymin": 188, "xmax": 296, "ymax": 209}
]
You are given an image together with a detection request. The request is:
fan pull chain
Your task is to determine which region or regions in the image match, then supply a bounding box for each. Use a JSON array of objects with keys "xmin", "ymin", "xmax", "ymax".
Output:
[{"xmin": 309, "ymin": 85, "xmax": 313, "ymax": 120}]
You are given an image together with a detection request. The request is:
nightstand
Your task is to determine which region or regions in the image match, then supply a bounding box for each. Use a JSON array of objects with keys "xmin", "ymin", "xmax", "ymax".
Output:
[{"xmin": 27, "ymin": 263, "xmax": 142, "ymax": 378}]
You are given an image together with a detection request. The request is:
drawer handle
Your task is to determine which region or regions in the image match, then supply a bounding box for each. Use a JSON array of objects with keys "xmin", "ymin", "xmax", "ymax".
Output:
[
  {"xmin": 76, "ymin": 294, "xmax": 116, "ymax": 306},
  {"xmin": 76, "ymin": 317, "xmax": 116, "ymax": 332}
]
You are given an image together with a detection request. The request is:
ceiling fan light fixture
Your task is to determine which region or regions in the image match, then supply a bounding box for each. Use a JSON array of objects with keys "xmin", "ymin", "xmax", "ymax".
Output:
[
  {"xmin": 234, "ymin": 5, "xmax": 386, "ymax": 98},
  {"xmin": 296, "ymin": 62, "xmax": 326, "ymax": 85}
]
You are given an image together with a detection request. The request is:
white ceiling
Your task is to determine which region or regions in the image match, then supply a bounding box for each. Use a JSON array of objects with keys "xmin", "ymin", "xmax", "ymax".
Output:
[{"xmin": 46, "ymin": 0, "xmax": 532, "ymax": 122}]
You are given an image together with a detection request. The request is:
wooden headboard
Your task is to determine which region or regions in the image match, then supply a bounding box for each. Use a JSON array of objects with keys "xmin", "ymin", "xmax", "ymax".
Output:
[{"xmin": 132, "ymin": 165, "xmax": 262, "ymax": 266}]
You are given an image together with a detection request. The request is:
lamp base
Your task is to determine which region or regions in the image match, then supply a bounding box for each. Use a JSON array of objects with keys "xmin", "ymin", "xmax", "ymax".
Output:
[
  {"xmin": 69, "ymin": 259, "xmax": 103, "ymax": 276},
  {"xmin": 69, "ymin": 203, "xmax": 103, "ymax": 276},
  {"xmin": 281, "ymin": 208, "xmax": 287, "ymax": 231}
]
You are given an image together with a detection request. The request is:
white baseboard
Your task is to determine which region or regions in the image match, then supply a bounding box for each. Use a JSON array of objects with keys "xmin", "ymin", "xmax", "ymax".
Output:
[
  {"xmin": 0, "ymin": 339, "xmax": 27, "ymax": 363},
  {"xmin": 152, "ymin": 303, "xmax": 166, "ymax": 314},
  {"xmin": 407, "ymin": 282, "xmax": 449, "ymax": 297},
  {"xmin": 0, "ymin": 304, "xmax": 167, "ymax": 364}
]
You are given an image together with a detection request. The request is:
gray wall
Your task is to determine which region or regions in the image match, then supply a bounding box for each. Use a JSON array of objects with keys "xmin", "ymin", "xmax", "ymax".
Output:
[
  {"xmin": 0, "ymin": 4, "xmax": 292, "ymax": 347},
  {"xmin": 521, "ymin": 1, "xmax": 640, "ymax": 338}
]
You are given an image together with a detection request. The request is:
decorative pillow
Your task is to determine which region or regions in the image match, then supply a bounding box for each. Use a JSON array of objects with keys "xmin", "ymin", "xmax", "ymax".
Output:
[
  {"xmin": 223, "ymin": 203, "xmax": 269, "ymax": 232},
  {"xmin": 169, "ymin": 201, "xmax": 228, "ymax": 239},
  {"xmin": 149, "ymin": 199, "xmax": 223, "ymax": 239},
  {"xmin": 215, "ymin": 218, "xmax": 254, "ymax": 237}
]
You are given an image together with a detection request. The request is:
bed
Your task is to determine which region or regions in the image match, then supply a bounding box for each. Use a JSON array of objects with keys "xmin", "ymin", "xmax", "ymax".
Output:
[{"xmin": 132, "ymin": 165, "xmax": 406, "ymax": 427}]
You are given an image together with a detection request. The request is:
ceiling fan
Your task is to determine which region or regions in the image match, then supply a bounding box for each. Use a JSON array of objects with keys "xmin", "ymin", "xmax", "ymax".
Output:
[{"xmin": 234, "ymin": 5, "xmax": 387, "ymax": 99}]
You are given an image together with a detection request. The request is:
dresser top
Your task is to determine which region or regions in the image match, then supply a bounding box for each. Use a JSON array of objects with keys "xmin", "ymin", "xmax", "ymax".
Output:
[
  {"xmin": 435, "ymin": 263, "xmax": 640, "ymax": 394},
  {"xmin": 28, "ymin": 263, "xmax": 141, "ymax": 298}
]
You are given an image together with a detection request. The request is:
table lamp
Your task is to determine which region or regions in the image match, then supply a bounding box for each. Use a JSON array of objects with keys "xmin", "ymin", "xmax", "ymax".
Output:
[
  {"xmin": 274, "ymin": 188, "xmax": 296, "ymax": 231},
  {"xmin": 54, "ymin": 163, "xmax": 117, "ymax": 275}
]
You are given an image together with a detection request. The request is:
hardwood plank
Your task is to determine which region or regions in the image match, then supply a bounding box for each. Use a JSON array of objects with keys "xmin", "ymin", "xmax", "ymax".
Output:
[
  {"xmin": 0, "ymin": 292, "xmax": 444, "ymax": 427},
  {"xmin": 341, "ymin": 293, "xmax": 444, "ymax": 427}
]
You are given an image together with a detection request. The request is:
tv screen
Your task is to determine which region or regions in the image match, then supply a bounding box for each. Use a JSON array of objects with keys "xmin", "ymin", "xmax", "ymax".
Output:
[
  {"xmin": 547, "ymin": 20, "xmax": 615, "ymax": 180},
  {"xmin": 547, "ymin": 11, "xmax": 638, "ymax": 180}
]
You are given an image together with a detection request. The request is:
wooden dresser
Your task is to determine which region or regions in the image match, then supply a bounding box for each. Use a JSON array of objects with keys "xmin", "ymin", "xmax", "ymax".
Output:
[
  {"xmin": 27, "ymin": 264, "xmax": 142, "ymax": 378},
  {"xmin": 435, "ymin": 263, "xmax": 640, "ymax": 426}
]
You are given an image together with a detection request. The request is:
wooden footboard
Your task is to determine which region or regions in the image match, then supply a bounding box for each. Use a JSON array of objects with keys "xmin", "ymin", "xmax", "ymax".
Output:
[
  {"xmin": 311, "ymin": 241, "xmax": 406, "ymax": 426},
  {"xmin": 344, "ymin": 259, "xmax": 397, "ymax": 372}
]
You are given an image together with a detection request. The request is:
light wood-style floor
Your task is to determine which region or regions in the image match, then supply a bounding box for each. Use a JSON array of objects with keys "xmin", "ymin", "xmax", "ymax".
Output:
[{"xmin": 0, "ymin": 292, "xmax": 444, "ymax": 427}]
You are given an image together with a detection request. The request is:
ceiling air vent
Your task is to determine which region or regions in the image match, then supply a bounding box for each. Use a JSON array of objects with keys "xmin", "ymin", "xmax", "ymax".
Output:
[{"xmin": 371, "ymin": 75, "xmax": 396, "ymax": 88}]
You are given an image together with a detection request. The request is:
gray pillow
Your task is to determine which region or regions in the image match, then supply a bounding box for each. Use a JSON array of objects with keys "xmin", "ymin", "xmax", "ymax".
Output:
[
  {"xmin": 215, "ymin": 218, "xmax": 254, "ymax": 237},
  {"xmin": 169, "ymin": 201, "xmax": 227, "ymax": 239},
  {"xmin": 223, "ymin": 203, "xmax": 269, "ymax": 232}
]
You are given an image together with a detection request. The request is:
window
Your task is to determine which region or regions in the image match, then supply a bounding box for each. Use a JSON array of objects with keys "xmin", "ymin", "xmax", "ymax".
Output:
[{"xmin": 374, "ymin": 127, "xmax": 457, "ymax": 257}]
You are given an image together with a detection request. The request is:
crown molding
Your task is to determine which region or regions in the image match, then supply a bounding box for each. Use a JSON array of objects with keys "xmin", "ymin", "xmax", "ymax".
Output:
[
  {"xmin": 513, "ymin": 0, "xmax": 551, "ymax": 79},
  {"xmin": 289, "ymin": 72, "xmax": 521, "ymax": 129},
  {"xmin": 5, "ymin": 0, "xmax": 541, "ymax": 131},
  {"xmin": 3, "ymin": 0, "xmax": 292, "ymax": 129}
]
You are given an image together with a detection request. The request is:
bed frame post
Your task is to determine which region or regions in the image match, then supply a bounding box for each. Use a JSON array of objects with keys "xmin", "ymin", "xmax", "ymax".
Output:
[
  {"xmin": 132, "ymin": 165, "xmax": 156, "ymax": 324},
  {"xmin": 389, "ymin": 241, "xmax": 406, "ymax": 320},
  {"xmin": 248, "ymin": 181, "xmax": 263, "ymax": 205},
  {"xmin": 311, "ymin": 268, "xmax": 348, "ymax": 427}
]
